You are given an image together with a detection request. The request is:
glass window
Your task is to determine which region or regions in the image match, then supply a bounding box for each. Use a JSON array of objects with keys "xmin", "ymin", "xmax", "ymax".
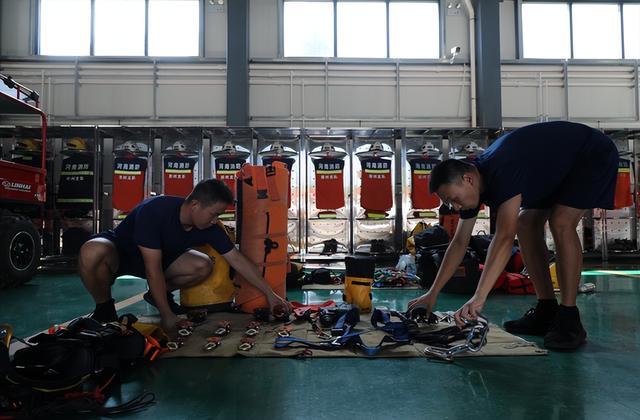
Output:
[
  {"xmin": 148, "ymin": 0, "xmax": 199, "ymax": 56},
  {"xmin": 522, "ymin": 2, "xmax": 570, "ymax": 59},
  {"xmin": 94, "ymin": 0, "xmax": 145, "ymax": 56},
  {"xmin": 624, "ymin": 4, "xmax": 640, "ymax": 59},
  {"xmin": 337, "ymin": 2, "xmax": 387, "ymax": 58},
  {"xmin": 39, "ymin": 0, "xmax": 91, "ymax": 55},
  {"xmin": 284, "ymin": 1, "xmax": 334, "ymax": 57},
  {"xmin": 573, "ymin": 3, "xmax": 621, "ymax": 59},
  {"xmin": 389, "ymin": 2, "xmax": 439, "ymax": 59}
]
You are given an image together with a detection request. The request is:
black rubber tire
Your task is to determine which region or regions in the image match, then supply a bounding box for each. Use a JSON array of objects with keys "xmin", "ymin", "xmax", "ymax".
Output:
[{"xmin": 0, "ymin": 218, "xmax": 41, "ymax": 288}]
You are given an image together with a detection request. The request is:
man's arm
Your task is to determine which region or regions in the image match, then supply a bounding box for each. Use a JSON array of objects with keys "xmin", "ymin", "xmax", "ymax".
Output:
[
  {"xmin": 222, "ymin": 248, "xmax": 289, "ymax": 310},
  {"xmin": 407, "ymin": 216, "xmax": 477, "ymax": 312},
  {"xmin": 473, "ymin": 195, "xmax": 521, "ymax": 298},
  {"xmin": 455, "ymin": 194, "xmax": 521, "ymax": 324},
  {"xmin": 138, "ymin": 246, "xmax": 176, "ymax": 322}
]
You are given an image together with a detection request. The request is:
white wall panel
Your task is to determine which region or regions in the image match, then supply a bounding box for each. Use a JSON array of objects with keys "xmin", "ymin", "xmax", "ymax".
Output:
[
  {"xmin": 301, "ymin": 85, "xmax": 325, "ymax": 117},
  {"xmin": 156, "ymin": 85, "xmax": 226, "ymax": 117},
  {"xmin": 204, "ymin": 2, "xmax": 227, "ymax": 58},
  {"xmin": 79, "ymin": 85, "xmax": 152, "ymax": 117},
  {"xmin": 445, "ymin": 6, "xmax": 470, "ymax": 61},
  {"xmin": 249, "ymin": 0, "xmax": 279, "ymax": 58},
  {"xmin": 545, "ymin": 87, "xmax": 566, "ymax": 120},
  {"xmin": 569, "ymin": 86, "xmax": 635, "ymax": 120},
  {"xmin": 50, "ymin": 84, "xmax": 75, "ymax": 117},
  {"xmin": 249, "ymin": 63, "xmax": 473, "ymax": 126},
  {"xmin": 501, "ymin": 64, "xmax": 639, "ymax": 127},
  {"xmin": 329, "ymin": 85, "xmax": 395, "ymax": 117},
  {"xmin": 2, "ymin": 59, "xmax": 639, "ymax": 128},
  {"xmin": 400, "ymin": 85, "xmax": 469, "ymax": 118},
  {"xmin": 1, "ymin": 0, "xmax": 31, "ymax": 56},
  {"xmin": 500, "ymin": 0, "xmax": 516, "ymax": 60},
  {"xmin": 250, "ymin": 85, "xmax": 297, "ymax": 119},
  {"xmin": 568, "ymin": 66, "xmax": 636, "ymax": 120},
  {"xmin": 501, "ymin": 86, "xmax": 540, "ymax": 120}
]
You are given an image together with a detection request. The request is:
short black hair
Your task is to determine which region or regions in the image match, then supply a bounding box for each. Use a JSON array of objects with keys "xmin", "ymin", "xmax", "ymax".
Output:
[
  {"xmin": 186, "ymin": 179, "xmax": 234, "ymax": 207},
  {"xmin": 429, "ymin": 159, "xmax": 476, "ymax": 193}
]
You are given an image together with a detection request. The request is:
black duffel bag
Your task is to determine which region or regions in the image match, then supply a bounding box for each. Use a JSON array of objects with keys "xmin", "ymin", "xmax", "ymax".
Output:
[
  {"xmin": 416, "ymin": 246, "xmax": 481, "ymax": 294},
  {"xmin": 413, "ymin": 225, "xmax": 450, "ymax": 249},
  {"xmin": 469, "ymin": 233, "xmax": 493, "ymax": 263}
]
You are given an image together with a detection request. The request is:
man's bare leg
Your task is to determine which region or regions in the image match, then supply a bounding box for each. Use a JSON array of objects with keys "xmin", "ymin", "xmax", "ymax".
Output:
[
  {"xmin": 164, "ymin": 249, "xmax": 213, "ymax": 291},
  {"xmin": 78, "ymin": 238, "xmax": 119, "ymax": 321},
  {"xmin": 503, "ymin": 209, "xmax": 558, "ymax": 336},
  {"xmin": 142, "ymin": 250, "xmax": 213, "ymax": 312},
  {"xmin": 549, "ymin": 205, "xmax": 585, "ymax": 306},
  {"xmin": 544, "ymin": 204, "xmax": 587, "ymax": 350},
  {"xmin": 516, "ymin": 209, "xmax": 554, "ymax": 299}
]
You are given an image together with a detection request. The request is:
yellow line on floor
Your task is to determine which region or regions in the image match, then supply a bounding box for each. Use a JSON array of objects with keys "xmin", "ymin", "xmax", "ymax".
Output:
[
  {"xmin": 596, "ymin": 270, "xmax": 640, "ymax": 279},
  {"xmin": 9, "ymin": 292, "xmax": 146, "ymax": 356},
  {"xmin": 115, "ymin": 291, "xmax": 146, "ymax": 311}
]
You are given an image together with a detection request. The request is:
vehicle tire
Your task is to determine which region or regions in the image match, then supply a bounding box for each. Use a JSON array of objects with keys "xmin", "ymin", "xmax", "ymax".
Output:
[{"xmin": 0, "ymin": 218, "xmax": 41, "ymax": 288}]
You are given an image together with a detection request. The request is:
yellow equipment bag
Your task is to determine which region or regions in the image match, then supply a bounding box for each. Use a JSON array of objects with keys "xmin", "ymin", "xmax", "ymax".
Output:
[
  {"xmin": 344, "ymin": 255, "xmax": 375, "ymax": 313},
  {"xmin": 549, "ymin": 262, "xmax": 560, "ymax": 291},
  {"xmin": 406, "ymin": 221, "xmax": 430, "ymax": 255},
  {"xmin": 180, "ymin": 222, "xmax": 235, "ymax": 311}
]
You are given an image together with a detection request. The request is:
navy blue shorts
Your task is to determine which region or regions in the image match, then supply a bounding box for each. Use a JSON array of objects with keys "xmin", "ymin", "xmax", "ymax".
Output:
[
  {"xmin": 91, "ymin": 230, "xmax": 147, "ymax": 281},
  {"xmin": 91, "ymin": 231, "xmax": 185, "ymax": 283},
  {"xmin": 524, "ymin": 130, "xmax": 618, "ymax": 210}
]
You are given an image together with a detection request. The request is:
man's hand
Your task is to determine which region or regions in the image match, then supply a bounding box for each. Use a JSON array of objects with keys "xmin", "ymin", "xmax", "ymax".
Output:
[
  {"xmin": 268, "ymin": 293, "xmax": 292, "ymax": 316},
  {"xmin": 454, "ymin": 294, "xmax": 486, "ymax": 328},
  {"xmin": 407, "ymin": 291, "xmax": 437, "ymax": 314},
  {"xmin": 160, "ymin": 313, "xmax": 180, "ymax": 338}
]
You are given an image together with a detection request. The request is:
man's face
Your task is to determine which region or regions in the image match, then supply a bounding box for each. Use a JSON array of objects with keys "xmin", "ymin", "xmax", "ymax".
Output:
[
  {"xmin": 190, "ymin": 201, "xmax": 228, "ymax": 229},
  {"xmin": 436, "ymin": 174, "xmax": 480, "ymax": 212}
]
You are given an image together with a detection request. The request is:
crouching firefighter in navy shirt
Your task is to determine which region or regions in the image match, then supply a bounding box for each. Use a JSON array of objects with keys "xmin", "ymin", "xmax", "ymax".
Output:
[
  {"xmin": 407, "ymin": 121, "xmax": 618, "ymax": 350},
  {"xmin": 79, "ymin": 179, "xmax": 291, "ymax": 335}
]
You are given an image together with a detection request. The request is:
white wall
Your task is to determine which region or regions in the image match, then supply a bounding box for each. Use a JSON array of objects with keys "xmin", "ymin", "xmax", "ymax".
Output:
[
  {"xmin": 1, "ymin": 0, "xmax": 639, "ymax": 129},
  {"xmin": 500, "ymin": 0, "xmax": 517, "ymax": 60},
  {"xmin": 204, "ymin": 1, "xmax": 227, "ymax": 58},
  {"xmin": 1, "ymin": 0, "xmax": 32, "ymax": 57}
]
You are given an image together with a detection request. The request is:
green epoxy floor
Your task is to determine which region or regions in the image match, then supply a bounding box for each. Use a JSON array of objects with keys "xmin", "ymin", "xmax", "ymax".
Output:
[{"xmin": 2, "ymin": 271, "xmax": 640, "ymax": 419}]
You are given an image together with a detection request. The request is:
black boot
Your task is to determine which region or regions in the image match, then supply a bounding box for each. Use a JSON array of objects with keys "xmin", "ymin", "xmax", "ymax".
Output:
[
  {"xmin": 544, "ymin": 305, "xmax": 587, "ymax": 351},
  {"xmin": 90, "ymin": 298, "xmax": 118, "ymax": 323},
  {"xmin": 503, "ymin": 299, "xmax": 558, "ymax": 336},
  {"xmin": 143, "ymin": 291, "xmax": 186, "ymax": 314}
]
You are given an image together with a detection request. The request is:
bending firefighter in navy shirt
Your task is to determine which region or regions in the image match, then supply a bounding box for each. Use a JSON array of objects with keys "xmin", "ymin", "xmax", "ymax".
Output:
[
  {"xmin": 408, "ymin": 121, "xmax": 618, "ymax": 350},
  {"xmin": 79, "ymin": 179, "xmax": 291, "ymax": 335}
]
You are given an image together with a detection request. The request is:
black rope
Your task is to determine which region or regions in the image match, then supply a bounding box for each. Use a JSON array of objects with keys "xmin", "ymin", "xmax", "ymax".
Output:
[{"xmin": 27, "ymin": 391, "xmax": 155, "ymax": 417}]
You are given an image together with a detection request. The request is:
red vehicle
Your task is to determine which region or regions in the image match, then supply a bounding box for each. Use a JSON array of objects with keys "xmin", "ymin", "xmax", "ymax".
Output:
[{"xmin": 0, "ymin": 74, "xmax": 47, "ymax": 287}]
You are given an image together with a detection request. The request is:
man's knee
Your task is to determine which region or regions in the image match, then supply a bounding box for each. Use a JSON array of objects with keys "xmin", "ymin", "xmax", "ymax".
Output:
[
  {"xmin": 78, "ymin": 239, "xmax": 117, "ymax": 273},
  {"xmin": 517, "ymin": 211, "xmax": 546, "ymax": 237},
  {"xmin": 192, "ymin": 255, "xmax": 214, "ymax": 280},
  {"xmin": 548, "ymin": 213, "xmax": 579, "ymax": 237}
]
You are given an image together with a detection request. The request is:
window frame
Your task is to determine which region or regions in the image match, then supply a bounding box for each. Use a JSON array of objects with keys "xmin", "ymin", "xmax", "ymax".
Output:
[
  {"xmin": 36, "ymin": 0, "xmax": 203, "ymax": 58},
  {"xmin": 518, "ymin": 0, "xmax": 640, "ymax": 61},
  {"xmin": 279, "ymin": 0, "xmax": 443, "ymax": 62}
]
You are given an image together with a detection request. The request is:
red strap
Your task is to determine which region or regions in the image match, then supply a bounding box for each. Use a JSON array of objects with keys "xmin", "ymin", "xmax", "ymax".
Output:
[{"xmin": 290, "ymin": 300, "xmax": 336, "ymax": 318}]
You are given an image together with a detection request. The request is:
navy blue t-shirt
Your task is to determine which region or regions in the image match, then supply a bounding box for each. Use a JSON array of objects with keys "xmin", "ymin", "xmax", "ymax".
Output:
[
  {"xmin": 460, "ymin": 121, "xmax": 617, "ymax": 219},
  {"xmin": 113, "ymin": 196, "xmax": 235, "ymax": 268}
]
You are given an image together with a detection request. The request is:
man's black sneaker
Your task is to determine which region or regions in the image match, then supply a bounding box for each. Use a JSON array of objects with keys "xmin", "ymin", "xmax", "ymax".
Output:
[
  {"xmin": 143, "ymin": 291, "xmax": 186, "ymax": 315},
  {"xmin": 503, "ymin": 301, "xmax": 558, "ymax": 336},
  {"xmin": 544, "ymin": 306, "xmax": 587, "ymax": 351}
]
